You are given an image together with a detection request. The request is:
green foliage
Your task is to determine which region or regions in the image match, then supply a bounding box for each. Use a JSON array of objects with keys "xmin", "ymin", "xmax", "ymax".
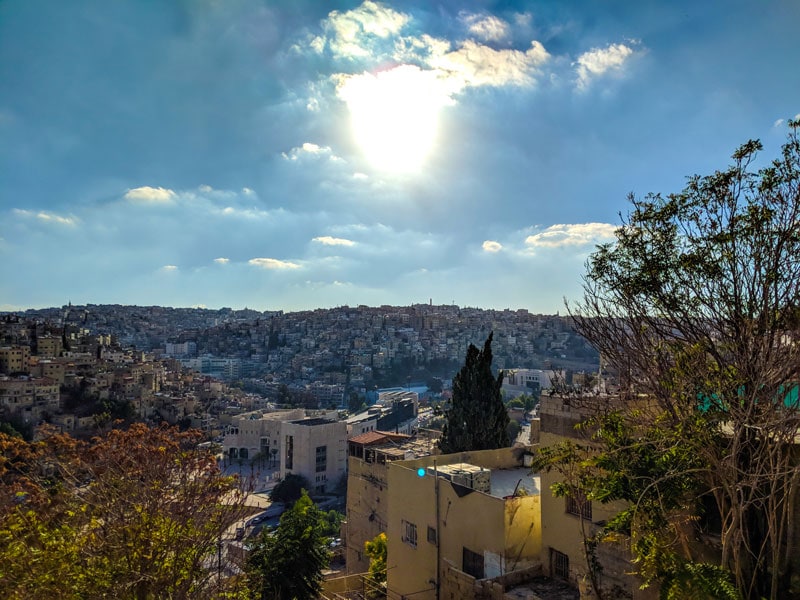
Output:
[
  {"xmin": 348, "ymin": 391, "xmax": 366, "ymax": 414},
  {"xmin": 319, "ymin": 509, "xmax": 344, "ymax": 538},
  {"xmin": 439, "ymin": 332, "xmax": 509, "ymax": 453},
  {"xmin": 247, "ymin": 491, "xmax": 331, "ymax": 600},
  {"xmin": 364, "ymin": 533, "xmax": 387, "ymax": 599},
  {"xmin": 566, "ymin": 123, "xmax": 800, "ymax": 599},
  {"xmin": 531, "ymin": 410, "xmax": 735, "ymax": 597},
  {"xmin": 269, "ymin": 473, "xmax": 311, "ymax": 504}
]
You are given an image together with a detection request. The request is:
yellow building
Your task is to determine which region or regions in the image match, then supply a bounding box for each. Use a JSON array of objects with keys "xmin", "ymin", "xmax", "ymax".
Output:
[
  {"xmin": 0, "ymin": 345, "xmax": 31, "ymax": 374},
  {"xmin": 538, "ymin": 395, "xmax": 654, "ymax": 599},
  {"xmin": 36, "ymin": 335, "xmax": 63, "ymax": 358},
  {"xmin": 344, "ymin": 430, "xmax": 437, "ymax": 574},
  {"xmin": 386, "ymin": 447, "xmax": 542, "ymax": 600}
]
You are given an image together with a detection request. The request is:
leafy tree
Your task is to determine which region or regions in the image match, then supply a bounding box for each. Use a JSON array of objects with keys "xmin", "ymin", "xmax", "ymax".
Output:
[
  {"xmin": 269, "ymin": 473, "xmax": 311, "ymax": 504},
  {"xmin": 320, "ymin": 509, "xmax": 344, "ymax": 538},
  {"xmin": 559, "ymin": 122, "xmax": 800, "ymax": 599},
  {"xmin": 348, "ymin": 391, "xmax": 366, "ymax": 414},
  {"xmin": 364, "ymin": 533, "xmax": 387, "ymax": 599},
  {"xmin": 439, "ymin": 332, "xmax": 509, "ymax": 453},
  {"xmin": 506, "ymin": 419, "xmax": 522, "ymax": 442},
  {"xmin": 247, "ymin": 490, "xmax": 331, "ymax": 600},
  {"xmin": 0, "ymin": 423, "xmax": 249, "ymax": 600}
]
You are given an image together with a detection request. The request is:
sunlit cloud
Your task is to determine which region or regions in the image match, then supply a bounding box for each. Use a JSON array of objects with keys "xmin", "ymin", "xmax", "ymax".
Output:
[
  {"xmin": 313, "ymin": 236, "xmax": 356, "ymax": 246},
  {"xmin": 249, "ymin": 257, "xmax": 301, "ymax": 270},
  {"xmin": 482, "ymin": 240, "xmax": 503, "ymax": 253},
  {"xmin": 462, "ymin": 13, "xmax": 511, "ymax": 43},
  {"xmin": 310, "ymin": 1, "xmax": 410, "ymax": 58},
  {"xmin": 124, "ymin": 186, "xmax": 176, "ymax": 203},
  {"xmin": 213, "ymin": 257, "xmax": 230, "ymax": 264},
  {"xmin": 160, "ymin": 265, "xmax": 178, "ymax": 272},
  {"xmin": 431, "ymin": 40, "xmax": 549, "ymax": 88},
  {"xmin": 282, "ymin": 142, "xmax": 342, "ymax": 162},
  {"xmin": 525, "ymin": 223, "xmax": 617, "ymax": 248},
  {"xmin": 13, "ymin": 209, "xmax": 78, "ymax": 226},
  {"xmin": 575, "ymin": 43, "xmax": 635, "ymax": 89}
]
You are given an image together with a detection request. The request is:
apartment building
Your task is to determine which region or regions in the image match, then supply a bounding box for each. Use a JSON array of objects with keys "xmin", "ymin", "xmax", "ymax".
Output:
[
  {"xmin": 386, "ymin": 447, "xmax": 541, "ymax": 600},
  {"xmin": 538, "ymin": 394, "xmax": 654, "ymax": 599},
  {"xmin": 0, "ymin": 346, "xmax": 31, "ymax": 374},
  {"xmin": 344, "ymin": 431, "xmax": 437, "ymax": 574},
  {"xmin": 0, "ymin": 375, "xmax": 60, "ymax": 422}
]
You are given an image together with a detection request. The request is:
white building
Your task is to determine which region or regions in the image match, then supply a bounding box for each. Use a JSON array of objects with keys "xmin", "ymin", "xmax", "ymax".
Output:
[{"xmin": 501, "ymin": 368, "xmax": 560, "ymax": 397}]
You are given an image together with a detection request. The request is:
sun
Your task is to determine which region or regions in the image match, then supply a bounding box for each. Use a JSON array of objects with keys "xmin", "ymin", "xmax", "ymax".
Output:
[{"xmin": 338, "ymin": 65, "xmax": 450, "ymax": 173}]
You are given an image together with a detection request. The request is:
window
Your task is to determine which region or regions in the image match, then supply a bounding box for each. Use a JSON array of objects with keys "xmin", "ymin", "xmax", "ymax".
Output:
[
  {"xmin": 315, "ymin": 445, "xmax": 327, "ymax": 473},
  {"xmin": 401, "ymin": 520, "xmax": 417, "ymax": 547},
  {"xmin": 427, "ymin": 526, "xmax": 437, "ymax": 544},
  {"xmin": 551, "ymin": 548, "xmax": 569, "ymax": 580},
  {"xmin": 462, "ymin": 547, "xmax": 484, "ymax": 579},
  {"xmin": 285, "ymin": 435, "xmax": 294, "ymax": 470},
  {"xmin": 566, "ymin": 490, "xmax": 592, "ymax": 520}
]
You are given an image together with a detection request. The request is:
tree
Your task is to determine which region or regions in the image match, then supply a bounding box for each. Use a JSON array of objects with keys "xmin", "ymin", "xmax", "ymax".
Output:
[
  {"xmin": 559, "ymin": 122, "xmax": 800, "ymax": 599},
  {"xmin": 439, "ymin": 332, "xmax": 509, "ymax": 453},
  {"xmin": 247, "ymin": 490, "xmax": 331, "ymax": 600},
  {"xmin": 364, "ymin": 533, "xmax": 387, "ymax": 599},
  {"xmin": 269, "ymin": 473, "xmax": 310, "ymax": 504},
  {"xmin": 0, "ymin": 423, "xmax": 249, "ymax": 600}
]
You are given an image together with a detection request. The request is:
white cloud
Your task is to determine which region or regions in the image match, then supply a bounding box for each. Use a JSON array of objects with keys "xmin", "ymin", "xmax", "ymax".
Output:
[
  {"xmin": 249, "ymin": 257, "xmax": 301, "ymax": 270},
  {"xmin": 312, "ymin": 1, "xmax": 410, "ymax": 59},
  {"xmin": 575, "ymin": 43, "xmax": 635, "ymax": 89},
  {"xmin": 482, "ymin": 240, "xmax": 503, "ymax": 252},
  {"xmin": 13, "ymin": 209, "xmax": 78, "ymax": 226},
  {"xmin": 514, "ymin": 12, "xmax": 533, "ymax": 27},
  {"xmin": 124, "ymin": 186, "xmax": 176, "ymax": 203},
  {"xmin": 462, "ymin": 14, "xmax": 511, "ymax": 43},
  {"xmin": 160, "ymin": 265, "xmax": 178, "ymax": 272},
  {"xmin": 430, "ymin": 40, "xmax": 549, "ymax": 88},
  {"xmin": 282, "ymin": 142, "xmax": 342, "ymax": 162},
  {"xmin": 525, "ymin": 223, "xmax": 617, "ymax": 248},
  {"xmin": 214, "ymin": 257, "xmax": 230, "ymax": 264},
  {"xmin": 774, "ymin": 118, "xmax": 785, "ymax": 128},
  {"xmin": 242, "ymin": 187, "xmax": 255, "ymax": 196},
  {"xmin": 313, "ymin": 236, "xmax": 356, "ymax": 246}
]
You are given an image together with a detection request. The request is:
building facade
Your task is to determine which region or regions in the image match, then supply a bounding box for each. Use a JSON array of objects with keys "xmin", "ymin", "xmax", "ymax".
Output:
[{"xmin": 386, "ymin": 447, "xmax": 542, "ymax": 600}]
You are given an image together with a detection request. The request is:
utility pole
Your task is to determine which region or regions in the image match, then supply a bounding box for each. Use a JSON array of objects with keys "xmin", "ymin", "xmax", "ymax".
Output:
[{"xmin": 434, "ymin": 459, "xmax": 440, "ymax": 600}]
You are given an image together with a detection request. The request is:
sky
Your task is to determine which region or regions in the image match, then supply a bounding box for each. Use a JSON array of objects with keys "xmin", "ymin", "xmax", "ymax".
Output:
[{"xmin": 1, "ymin": 0, "xmax": 798, "ymax": 314}]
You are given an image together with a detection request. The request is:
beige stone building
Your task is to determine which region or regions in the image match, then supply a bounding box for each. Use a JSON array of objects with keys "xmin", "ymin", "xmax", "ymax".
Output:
[
  {"xmin": 282, "ymin": 417, "xmax": 347, "ymax": 494},
  {"xmin": 0, "ymin": 375, "xmax": 60, "ymax": 422},
  {"xmin": 0, "ymin": 346, "xmax": 31, "ymax": 374},
  {"xmin": 222, "ymin": 408, "xmax": 305, "ymax": 461}
]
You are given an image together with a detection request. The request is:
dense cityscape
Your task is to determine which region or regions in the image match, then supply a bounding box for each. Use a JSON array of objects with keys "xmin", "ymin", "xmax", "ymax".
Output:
[{"xmin": 3, "ymin": 0, "xmax": 799, "ymax": 598}]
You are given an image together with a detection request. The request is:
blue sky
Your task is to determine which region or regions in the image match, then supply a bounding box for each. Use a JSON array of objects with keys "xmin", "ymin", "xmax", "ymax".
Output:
[{"xmin": 1, "ymin": 0, "xmax": 798, "ymax": 313}]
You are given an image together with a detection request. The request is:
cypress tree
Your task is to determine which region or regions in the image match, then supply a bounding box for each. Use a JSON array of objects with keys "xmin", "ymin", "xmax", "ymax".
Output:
[{"xmin": 439, "ymin": 332, "xmax": 509, "ymax": 453}]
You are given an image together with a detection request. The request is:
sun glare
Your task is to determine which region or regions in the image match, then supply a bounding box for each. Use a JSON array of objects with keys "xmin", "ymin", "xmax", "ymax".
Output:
[{"xmin": 338, "ymin": 65, "xmax": 450, "ymax": 173}]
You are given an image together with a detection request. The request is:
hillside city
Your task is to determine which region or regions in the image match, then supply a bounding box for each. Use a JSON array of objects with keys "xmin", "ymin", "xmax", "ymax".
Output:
[{"xmin": 0, "ymin": 302, "xmax": 598, "ymax": 599}]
